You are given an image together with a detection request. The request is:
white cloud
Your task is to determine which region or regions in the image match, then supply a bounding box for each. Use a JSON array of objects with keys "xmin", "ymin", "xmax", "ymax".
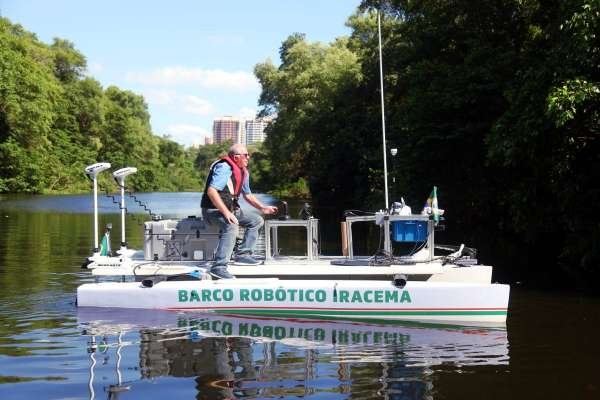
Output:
[
  {"xmin": 141, "ymin": 90, "xmax": 214, "ymax": 116},
  {"xmin": 142, "ymin": 89, "xmax": 177, "ymax": 105},
  {"xmin": 164, "ymin": 124, "xmax": 210, "ymax": 147},
  {"xmin": 238, "ymin": 106, "xmax": 257, "ymax": 119},
  {"xmin": 126, "ymin": 66, "xmax": 259, "ymax": 92},
  {"xmin": 182, "ymin": 95, "xmax": 215, "ymax": 116}
]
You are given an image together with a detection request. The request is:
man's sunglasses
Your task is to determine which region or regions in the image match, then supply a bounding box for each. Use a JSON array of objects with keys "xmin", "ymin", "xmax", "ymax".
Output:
[{"xmin": 234, "ymin": 153, "xmax": 250, "ymax": 158}]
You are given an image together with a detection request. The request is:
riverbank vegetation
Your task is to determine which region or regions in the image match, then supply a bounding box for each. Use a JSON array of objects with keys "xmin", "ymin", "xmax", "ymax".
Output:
[
  {"xmin": 0, "ymin": 18, "xmax": 201, "ymax": 194},
  {"xmin": 256, "ymin": 0, "xmax": 599, "ymax": 288}
]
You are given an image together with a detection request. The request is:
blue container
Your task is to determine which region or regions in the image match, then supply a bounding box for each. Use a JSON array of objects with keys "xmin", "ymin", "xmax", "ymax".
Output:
[{"xmin": 391, "ymin": 220, "xmax": 428, "ymax": 242}]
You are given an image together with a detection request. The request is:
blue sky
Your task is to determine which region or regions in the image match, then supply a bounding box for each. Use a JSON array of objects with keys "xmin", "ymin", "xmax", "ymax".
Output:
[{"xmin": 1, "ymin": 0, "xmax": 360, "ymax": 147}]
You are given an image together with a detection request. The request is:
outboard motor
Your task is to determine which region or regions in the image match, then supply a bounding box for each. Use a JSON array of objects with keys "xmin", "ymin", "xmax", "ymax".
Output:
[
  {"xmin": 112, "ymin": 167, "xmax": 137, "ymax": 254},
  {"xmin": 84, "ymin": 162, "xmax": 111, "ymax": 255}
]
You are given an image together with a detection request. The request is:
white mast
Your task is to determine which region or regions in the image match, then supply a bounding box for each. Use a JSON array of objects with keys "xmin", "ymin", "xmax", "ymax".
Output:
[
  {"xmin": 84, "ymin": 163, "xmax": 111, "ymax": 252},
  {"xmin": 377, "ymin": 10, "xmax": 390, "ymax": 209}
]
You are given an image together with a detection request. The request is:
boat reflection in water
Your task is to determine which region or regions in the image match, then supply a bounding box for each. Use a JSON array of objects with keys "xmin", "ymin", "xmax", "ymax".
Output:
[{"xmin": 78, "ymin": 309, "xmax": 509, "ymax": 399}]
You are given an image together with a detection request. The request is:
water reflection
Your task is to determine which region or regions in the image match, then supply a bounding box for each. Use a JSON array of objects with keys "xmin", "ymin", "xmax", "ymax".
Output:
[{"xmin": 79, "ymin": 309, "xmax": 509, "ymax": 399}]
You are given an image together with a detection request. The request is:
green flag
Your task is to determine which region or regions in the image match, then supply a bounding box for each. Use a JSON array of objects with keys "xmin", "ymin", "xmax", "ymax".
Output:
[
  {"xmin": 423, "ymin": 186, "xmax": 442, "ymax": 224},
  {"xmin": 99, "ymin": 232, "xmax": 111, "ymax": 256}
]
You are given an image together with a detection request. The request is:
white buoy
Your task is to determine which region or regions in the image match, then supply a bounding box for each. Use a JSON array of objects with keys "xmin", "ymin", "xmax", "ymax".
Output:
[{"xmin": 84, "ymin": 163, "xmax": 111, "ymax": 254}]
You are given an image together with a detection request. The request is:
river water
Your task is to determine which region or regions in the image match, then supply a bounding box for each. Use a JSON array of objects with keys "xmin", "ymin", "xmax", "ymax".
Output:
[{"xmin": 0, "ymin": 193, "xmax": 598, "ymax": 400}]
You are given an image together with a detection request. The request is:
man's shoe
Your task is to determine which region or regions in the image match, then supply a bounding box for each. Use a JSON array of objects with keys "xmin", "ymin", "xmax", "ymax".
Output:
[
  {"xmin": 209, "ymin": 267, "xmax": 236, "ymax": 280},
  {"xmin": 233, "ymin": 255, "xmax": 261, "ymax": 265}
]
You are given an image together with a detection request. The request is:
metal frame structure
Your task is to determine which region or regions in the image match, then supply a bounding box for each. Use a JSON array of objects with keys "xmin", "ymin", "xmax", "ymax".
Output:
[
  {"xmin": 264, "ymin": 218, "xmax": 319, "ymax": 261},
  {"xmin": 345, "ymin": 215, "xmax": 434, "ymax": 261}
]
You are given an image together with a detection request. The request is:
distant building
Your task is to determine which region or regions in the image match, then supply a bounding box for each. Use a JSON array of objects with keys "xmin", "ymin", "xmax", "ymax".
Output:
[
  {"xmin": 239, "ymin": 121, "xmax": 246, "ymax": 145},
  {"xmin": 244, "ymin": 119, "xmax": 265, "ymax": 145},
  {"xmin": 213, "ymin": 116, "xmax": 244, "ymax": 144},
  {"xmin": 204, "ymin": 136, "xmax": 213, "ymax": 145},
  {"xmin": 212, "ymin": 115, "xmax": 273, "ymax": 145},
  {"xmin": 244, "ymin": 117, "xmax": 272, "ymax": 145}
]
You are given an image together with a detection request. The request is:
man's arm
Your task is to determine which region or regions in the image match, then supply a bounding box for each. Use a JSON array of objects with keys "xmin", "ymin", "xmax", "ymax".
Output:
[
  {"xmin": 207, "ymin": 187, "xmax": 238, "ymax": 224},
  {"xmin": 243, "ymin": 193, "xmax": 278, "ymax": 215}
]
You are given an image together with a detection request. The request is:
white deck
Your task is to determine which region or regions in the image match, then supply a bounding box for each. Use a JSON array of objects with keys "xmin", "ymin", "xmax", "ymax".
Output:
[{"xmin": 89, "ymin": 256, "xmax": 492, "ymax": 284}]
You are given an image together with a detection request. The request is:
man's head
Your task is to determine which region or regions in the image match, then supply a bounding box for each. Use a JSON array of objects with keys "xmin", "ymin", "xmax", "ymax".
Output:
[{"xmin": 228, "ymin": 143, "xmax": 250, "ymax": 168}]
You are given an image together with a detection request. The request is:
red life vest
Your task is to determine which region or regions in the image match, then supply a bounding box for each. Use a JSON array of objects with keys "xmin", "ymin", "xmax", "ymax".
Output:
[
  {"xmin": 220, "ymin": 155, "xmax": 246, "ymax": 196},
  {"xmin": 200, "ymin": 155, "xmax": 247, "ymax": 211}
]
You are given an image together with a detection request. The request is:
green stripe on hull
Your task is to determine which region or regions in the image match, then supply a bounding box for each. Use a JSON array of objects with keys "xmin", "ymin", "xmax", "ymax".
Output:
[{"xmin": 211, "ymin": 309, "xmax": 507, "ymax": 317}]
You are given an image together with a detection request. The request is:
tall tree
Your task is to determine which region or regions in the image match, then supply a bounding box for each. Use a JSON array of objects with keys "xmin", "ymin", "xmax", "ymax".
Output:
[
  {"xmin": 0, "ymin": 18, "xmax": 202, "ymax": 194},
  {"xmin": 255, "ymin": 34, "xmax": 367, "ymax": 209}
]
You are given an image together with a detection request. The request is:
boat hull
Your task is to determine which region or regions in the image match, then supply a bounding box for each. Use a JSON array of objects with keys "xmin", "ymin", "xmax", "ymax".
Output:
[{"xmin": 77, "ymin": 279, "xmax": 509, "ymax": 325}]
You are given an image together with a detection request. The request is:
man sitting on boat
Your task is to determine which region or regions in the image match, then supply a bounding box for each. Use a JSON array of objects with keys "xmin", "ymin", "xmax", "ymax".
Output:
[{"xmin": 201, "ymin": 143, "xmax": 278, "ymax": 279}]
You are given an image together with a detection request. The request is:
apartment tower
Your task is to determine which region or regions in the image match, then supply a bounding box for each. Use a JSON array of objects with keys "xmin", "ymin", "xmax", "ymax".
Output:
[{"xmin": 212, "ymin": 116, "xmax": 244, "ymax": 144}]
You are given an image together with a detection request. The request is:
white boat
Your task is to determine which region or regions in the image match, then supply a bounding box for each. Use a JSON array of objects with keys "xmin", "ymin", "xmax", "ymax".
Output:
[
  {"xmin": 77, "ymin": 14, "xmax": 509, "ymax": 324},
  {"xmin": 77, "ymin": 163, "xmax": 509, "ymax": 326}
]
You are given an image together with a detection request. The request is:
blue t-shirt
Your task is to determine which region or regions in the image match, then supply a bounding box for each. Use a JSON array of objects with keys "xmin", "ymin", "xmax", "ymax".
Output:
[{"xmin": 208, "ymin": 162, "xmax": 251, "ymax": 194}]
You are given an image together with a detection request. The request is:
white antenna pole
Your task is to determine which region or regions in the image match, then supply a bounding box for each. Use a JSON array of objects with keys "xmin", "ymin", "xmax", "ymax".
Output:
[{"xmin": 378, "ymin": 10, "xmax": 390, "ymax": 210}]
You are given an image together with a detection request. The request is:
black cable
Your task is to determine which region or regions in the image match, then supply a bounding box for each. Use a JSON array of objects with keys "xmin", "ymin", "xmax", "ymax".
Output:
[
  {"xmin": 99, "ymin": 184, "xmax": 143, "ymax": 227},
  {"xmin": 97, "ymin": 182, "xmax": 122, "ymax": 211},
  {"xmin": 126, "ymin": 190, "xmax": 157, "ymax": 220},
  {"xmin": 366, "ymin": 225, "xmax": 394, "ymax": 266},
  {"xmin": 343, "ymin": 209, "xmax": 376, "ymax": 217},
  {"xmin": 99, "ymin": 180, "xmax": 158, "ymax": 225}
]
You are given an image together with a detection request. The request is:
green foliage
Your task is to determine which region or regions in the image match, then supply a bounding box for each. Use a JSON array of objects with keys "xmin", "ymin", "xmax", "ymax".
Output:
[
  {"xmin": 246, "ymin": 143, "xmax": 273, "ymax": 193},
  {"xmin": 547, "ymin": 79, "xmax": 599, "ymax": 127},
  {"xmin": 270, "ymin": 177, "xmax": 310, "ymax": 198},
  {"xmin": 255, "ymin": 1, "xmax": 600, "ymax": 289},
  {"xmin": 0, "ymin": 18, "xmax": 202, "ymax": 194},
  {"xmin": 193, "ymin": 141, "xmax": 231, "ymax": 187},
  {"xmin": 255, "ymin": 33, "xmax": 366, "ymax": 209},
  {"xmin": 50, "ymin": 38, "xmax": 86, "ymax": 83}
]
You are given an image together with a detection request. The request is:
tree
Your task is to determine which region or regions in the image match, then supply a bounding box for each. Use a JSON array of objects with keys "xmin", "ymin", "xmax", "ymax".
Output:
[
  {"xmin": 255, "ymin": 34, "xmax": 365, "ymax": 207},
  {"xmin": 50, "ymin": 38, "xmax": 86, "ymax": 83},
  {"xmin": 0, "ymin": 17, "xmax": 202, "ymax": 194}
]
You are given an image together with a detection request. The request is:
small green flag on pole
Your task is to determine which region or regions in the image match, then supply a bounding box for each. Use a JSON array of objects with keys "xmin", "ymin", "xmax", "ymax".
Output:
[{"xmin": 423, "ymin": 186, "xmax": 443, "ymax": 224}]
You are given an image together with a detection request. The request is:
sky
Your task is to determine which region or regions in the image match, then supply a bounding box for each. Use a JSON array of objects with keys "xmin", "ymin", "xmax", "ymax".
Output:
[{"xmin": 1, "ymin": 0, "xmax": 360, "ymax": 147}]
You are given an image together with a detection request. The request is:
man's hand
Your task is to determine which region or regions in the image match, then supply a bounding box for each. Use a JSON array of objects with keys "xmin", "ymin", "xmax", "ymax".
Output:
[
  {"xmin": 224, "ymin": 210, "xmax": 239, "ymax": 224},
  {"xmin": 261, "ymin": 206, "xmax": 278, "ymax": 215}
]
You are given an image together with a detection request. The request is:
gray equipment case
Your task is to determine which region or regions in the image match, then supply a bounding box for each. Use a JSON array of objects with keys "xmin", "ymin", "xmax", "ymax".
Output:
[{"xmin": 144, "ymin": 216, "xmax": 220, "ymax": 261}]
